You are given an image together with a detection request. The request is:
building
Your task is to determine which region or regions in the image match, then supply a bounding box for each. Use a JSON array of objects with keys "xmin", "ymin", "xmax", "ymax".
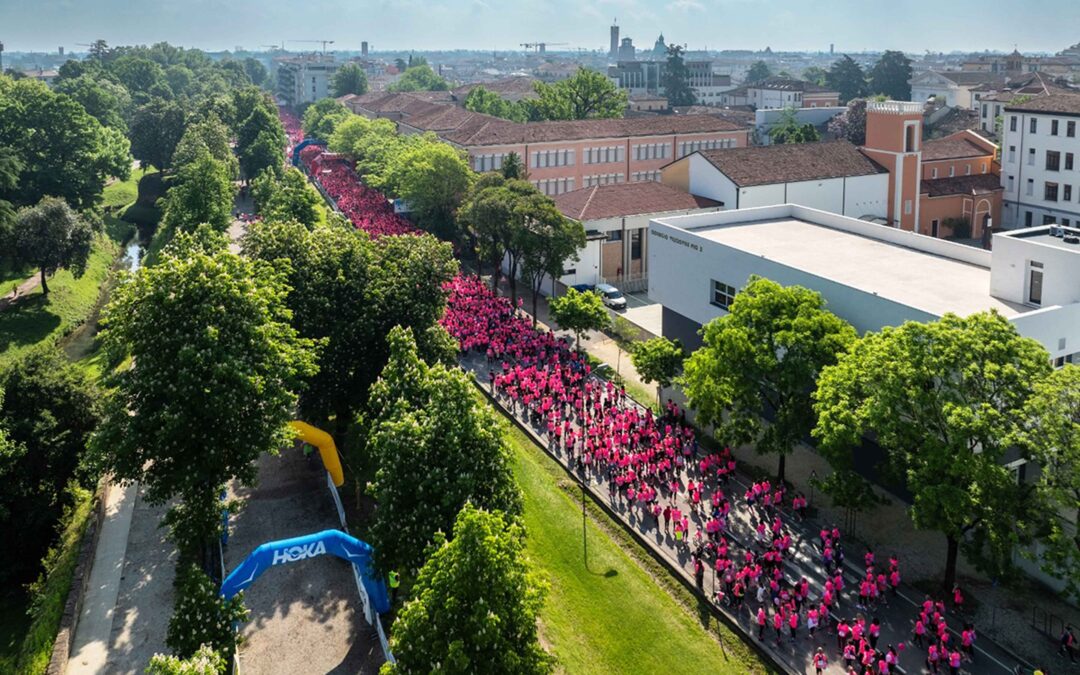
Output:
[
  {"xmin": 618, "ymin": 38, "xmax": 637, "ymax": 62},
  {"xmin": 720, "ymin": 77, "xmax": 840, "ymax": 109},
  {"xmin": 549, "ymin": 181, "xmax": 722, "ymax": 290},
  {"xmin": 976, "ymin": 72, "xmax": 1078, "ymax": 133},
  {"xmin": 276, "ymin": 54, "xmax": 340, "ymax": 107},
  {"xmin": 608, "ymin": 60, "xmax": 734, "ymax": 104},
  {"xmin": 627, "ymin": 94, "xmax": 669, "ymax": 113},
  {"xmin": 648, "ymin": 204, "xmax": 1080, "ymax": 361},
  {"xmin": 753, "ymin": 105, "xmax": 846, "ymax": 145},
  {"xmin": 660, "ymin": 101, "xmax": 1001, "ymax": 240},
  {"xmin": 908, "ymin": 70, "xmax": 1005, "ymax": 109},
  {"xmin": 962, "ymin": 49, "xmax": 1080, "ymax": 79},
  {"xmin": 342, "ymin": 91, "xmax": 751, "ymax": 197},
  {"xmin": 610, "ymin": 22, "xmax": 619, "ymax": 58},
  {"xmin": 999, "ymin": 94, "xmax": 1080, "ymax": 228}
]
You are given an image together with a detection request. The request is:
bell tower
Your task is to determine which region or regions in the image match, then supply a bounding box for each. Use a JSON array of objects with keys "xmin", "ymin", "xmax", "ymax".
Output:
[{"xmin": 861, "ymin": 101, "xmax": 924, "ymax": 232}]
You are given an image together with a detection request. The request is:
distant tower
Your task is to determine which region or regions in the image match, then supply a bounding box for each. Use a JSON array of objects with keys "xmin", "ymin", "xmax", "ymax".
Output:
[
  {"xmin": 610, "ymin": 20, "xmax": 619, "ymax": 58},
  {"xmin": 830, "ymin": 43, "xmax": 834, "ymax": 55},
  {"xmin": 361, "ymin": 41, "xmax": 369, "ymax": 57},
  {"xmin": 59, "ymin": 46, "xmax": 64, "ymax": 57}
]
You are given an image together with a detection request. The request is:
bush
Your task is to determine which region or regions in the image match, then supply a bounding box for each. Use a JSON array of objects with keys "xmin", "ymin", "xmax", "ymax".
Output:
[
  {"xmin": 943, "ymin": 217, "xmax": 972, "ymax": 240},
  {"xmin": 146, "ymin": 644, "xmax": 226, "ymax": 675},
  {"xmin": 166, "ymin": 565, "xmax": 247, "ymax": 664}
]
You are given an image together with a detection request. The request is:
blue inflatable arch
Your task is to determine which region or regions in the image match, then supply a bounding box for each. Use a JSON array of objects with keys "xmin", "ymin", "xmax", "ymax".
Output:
[
  {"xmin": 291, "ymin": 138, "xmax": 327, "ymax": 167},
  {"xmin": 221, "ymin": 529, "xmax": 390, "ymax": 615}
]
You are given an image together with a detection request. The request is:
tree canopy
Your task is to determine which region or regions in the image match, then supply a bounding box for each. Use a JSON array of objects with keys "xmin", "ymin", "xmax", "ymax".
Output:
[
  {"xmin": 380, "ymin": 139, "xmax": 474, "ymax": 239},
  {"xmin": 827, "ymin": 56, "xmax": 869, "ymax": 103},
  {"xmin": 814, "ymin": 311, "xmax": 1051, "ymax": 590},
  {"xmin": 250, "ymin": 167, "xmax": 324, "ymax": 228},
  {"xmin": 549, "ymin": 287, "xmax": 611, "ymax": 352},
  {"xmin": 464, "ymin": 86, "xmax": 529, "ymax": 123},
  {"xmin": 683, "ymin": 277, "xmax": 856, "ymax": 483},
  {"xmin": 745, "ymin": 61, "xmax": 772, "ymax": 83},
  {"xmin": 769, "ymin": 107, "xmax": 822, "ymax": 144},
  {"xmin": 528, "ymin": 68, "xmax": 627, "ymax": 121},
  {"xmin": 129, "ymin": 96, "xmax": 187, "ymax": 171},
  {"xmin": 869, "ymin": 50, "xmax": 913, "ymax": 101},
  {"xmin": 631, "ymin": 337, "xmax": 684, "ymax": 405},
  {"xmin": 662, "ymin": 45, "xmax": 696, "ymax": 107},
  {"xmin": 302, "ymin": 97, "xmax": 352, "ymax": 140},
  {"xmin": 388, "ymin": 64, "xmax": 450, "ymax": 92},
  {"xmin": 827, "ymin": 98, "xmax": 868, "ymax": 145},
  {"xmin": 12, "ymin": 196, "xmax": 94, "ymax": 294},
  {"xmin": 331, "ymin": 62, "xmax": 369, "ymax": 97},
  {"xmin": 159, "ymin": 153, "xmax": 236, "ymax": 234}
]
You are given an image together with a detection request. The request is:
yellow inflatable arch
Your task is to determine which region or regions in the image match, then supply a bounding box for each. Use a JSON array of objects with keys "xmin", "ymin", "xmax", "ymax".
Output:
[{"xmin": 289, "ymin": 420, "xmax": 345, "ymax": 487}]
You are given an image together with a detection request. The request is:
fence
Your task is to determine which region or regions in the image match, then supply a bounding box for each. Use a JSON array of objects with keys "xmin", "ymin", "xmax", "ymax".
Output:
[{"xmin": 600, "ymin": 273, "xmax": 648, "ymax": 294}]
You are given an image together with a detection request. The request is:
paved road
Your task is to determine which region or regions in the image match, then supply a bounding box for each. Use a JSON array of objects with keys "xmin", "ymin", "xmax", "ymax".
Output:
[
  {"xmin": 225, "ymin": 448, "xmax": 383, "ymax": 674},
  {"xmin": 463, "ymin": 351, "xmax": 1030, "ymax": 675}
]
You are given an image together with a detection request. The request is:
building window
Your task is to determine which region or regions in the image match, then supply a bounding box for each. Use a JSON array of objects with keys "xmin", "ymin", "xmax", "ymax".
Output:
[
  {"xmin": 1067, "ymin": 153, "xmax": 1074, "ymax": 171},
  {"xmin": 981, "ymin": 162, "xmax": 988, "ymax": 174},
  {"xmin": 1051, "ymin": 119, "xmax": 1059, "ymax": 136},
  {"xmin": 1030, "ymin": 118, "xmax": 1038, "ymax": 134},
  {"xmin": 1029, "ymin": 148, "xmax": 1036, "ymax": 166},
  {"xmin": 1008, "ymin": 146, "xmax": 1016, "ymax": 163},
  {"xmin": 710, "ymin": 280, "xmax": 737, "ymax": 310},
  {"xmin": 607, "ymin": 231, "xmax": 623, "ymax": 242},
  {"xmin": 931, "ymin": 219, "xmax": 940, "ymax": 237},
  {"xmin": 904, "ymin": 199, "xmax": 913, "ymax": 215},
  {"xmin": 949, "ymin": 166, "xmax": 955, "ymax": 178},
  {"xmin": 1007, "ymin": 175, "xmax": 1015, "ymax": 192},
  {"xmin": 1009, "ymin": 116, "xmax": 1017, "ymax": 132},
  {"xmin": 1045, "ymin": 182, "xmax": 1059, "ymax": 201},
  {"xmin": 1027, "ymin": 261, "xmax": 1044, "ymax": 306},
  {"xmin": 1069, "ymin": 121, "xmax": 1076, "ymax": 137},
  {"xmin": 1043, "ymin": 215, "xmax": 1056, "ymax": 225},
  {"xmin": 995, "ymin": 105, "xmax": 1002, "ymax": 118},
  {"xmin": 1046, "ymin": 150, "xmax": 1061, "ymax": 171},
  {"xmin": 904, "ymin": 124, "xmax": 916, "ymax": 152},
  {"xmin": 1026, "ymin": 178, "xmax": 1034, "ymax": 196},
  {"xmin": 630, "ymin": 230, "xmax": 642, "ymax": 260},
  {"xmin": 1025, "ymin": 211, "xmax": 1033, "ymax": 227},
  {"xmin": 1065, "ymin": 185, "xmax": 1073, "ymax": 201},
  {"xmin": 931, "ymin": 167, "xmax": 938, "ymax": 179},
  {"xmin": 982, "ymin": 103, "xmax": 988, "ymax": 117}
]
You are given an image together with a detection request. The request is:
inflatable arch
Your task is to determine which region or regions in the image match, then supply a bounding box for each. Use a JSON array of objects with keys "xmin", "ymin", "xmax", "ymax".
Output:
[
  {"xmin": 290, "ymin": 420, "xmax": 345, "ymax": 487},
  {"xmin": 291, "ymin": 138, "xmax": 326, "ymax": 167},
  {"xmin": 220, "ymin": 529, "xmax": 391, "ymax": 615}
]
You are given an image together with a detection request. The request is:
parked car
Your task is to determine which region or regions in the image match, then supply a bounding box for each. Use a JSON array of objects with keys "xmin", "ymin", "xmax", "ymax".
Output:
[
  {"xmin": 570, "ymin": 283, "xmax": 594, "ymax": 294},
  {"xmin": 595, "ymin": 283, "xmax": 628, "ymax": 310}
]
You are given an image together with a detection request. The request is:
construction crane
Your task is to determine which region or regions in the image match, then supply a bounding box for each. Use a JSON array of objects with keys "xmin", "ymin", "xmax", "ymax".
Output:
[
  {"xmin": 289, "ymin": 39, "xmax": 335, "ymax": 55},
  {"xmin": 520, "ymin": 42, "xmax": 568, "ymax": 54},
  {"xmin": 261, "ymin": 43, "xmax": 284, "ymax": 52}
]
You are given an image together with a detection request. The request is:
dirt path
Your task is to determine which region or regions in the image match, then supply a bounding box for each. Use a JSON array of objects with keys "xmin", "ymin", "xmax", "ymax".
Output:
[
  {"xmin": 225, "ymin": 449, "xmax": 382, "ymax": 674},
  {"xmin": 0, "ymin": 271, "xmax": 43, "ymax": 312}
]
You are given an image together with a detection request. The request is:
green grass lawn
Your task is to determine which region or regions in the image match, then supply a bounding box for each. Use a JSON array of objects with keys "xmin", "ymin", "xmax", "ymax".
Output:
[
  {"xmin": 101, "ymin": 166, "xmax": 150, "ymax": 211},
  {"xmin": 504, "ymin": 422, "xmax": 769, "ymax": 674},
  {"xmin": 0, "ymin": 592, "xmax": 29, "ymax": 673},
  {"xmin": 0, "ymin": 235, "xmax": 119, "ymax": 368}
]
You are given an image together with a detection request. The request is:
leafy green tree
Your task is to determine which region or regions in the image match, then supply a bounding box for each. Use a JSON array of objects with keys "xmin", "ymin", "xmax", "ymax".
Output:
[
  {"xmin": 745, "ymin": 60, "xmax": 772, "ymax": 83},
  {"xmin": 1017, "ymin": 365, "xmax": 1080, "ymax": 599},
  {"xmin": 129, "ymin": 97, "xmax": 187, "ymax": 171},
  {"xmin": 301, "ymin": 97, "xmax": 352, "ymax": 140},
  {"xmin": 662, "ymin": 44, "xmax": 696, "ymax": 107},
  {"xmin": 802, "ymin": 66, "xmax": 828, "ymax": 87},
  {"xmin": 228, "ymin": 86, "xmax": 276, "ymax": 134},
  {"xmin": 769, "ymin": 107, "xmax": 822, "ymax": 144},
  {"xmin": 827, "ymin": 56, "xmax": 869, "ymax": 103},
  {"xmin": 0, "ymin": 76, "xmax": 133, "ymax": 208},
  {"xmin": 388, "ymin": 64, "xmax": 450, "ymax": 92},
  {"xmin": 0, "ymin": 347, "xmax": 100, "ymax": 583},
  {"xmin": 381, "ymin": 140, "xmax": 474, "ymax": 239},
  {"xmin": 684, "ymin": 277, "xmax": 856, "ymax": 483},
  {"xmin": 164, "ymin": 65, "xmax": 195, "ymax": 98},
  {"xmin": 160, "ymin": 154, "xmax": 236, "ymax": 233},
  {"xmin": 242, "ymin": 57, "xmax": 268, "ymax": 87},
  {"xmin": 147, "ymin": 644, "xmax": 226, "ymax": 675},
  {"xmin": 331, "ymin": 62, "xmax": 369, "ymax": 97},
  {"xmin": 528, "ymin": 68, "xmax": 627, "ymax": 120},
  {"xmin": 0, "ymin": 147, "xmax": 20, "ymax": 251},
  {"xmin": 110, "ymin": 55, "xmax": 166, "ymax": 100},
  {"xmin": 91, "ymin": 230, "xmax": 316, "ymax": 561},
  {"xmin": 384, "ymin": 504, "xmax": 550, "ymax": 675},
  {"xmin": 631, "ymin": 337, "xmax": 684, "ymax": 405},
  {"xmin": 549, "ymin": 287, "xmax": 611, "ymax": 352},
  {"xmin": 171, "ymin": 115, "xmax": 238, "ymax": 178},
  {"xmin": 827, "ymin": 98, "xmax": 868, "ymax": 145},
  {"xmin": 869, "ymin": 50, "xmax": 913, "ymax": 101},
  {"xmin": 463, "ymin": 86, "xmax": 528, "ymax": 122},
  {"xmin": 55, "ymin": 74, "xmax": 132, "ymax": 131},
  {"xmin": 241, "ymin": 129, "xmax": 285, "ymax": 181},
  {"xmin": 166, "ymin": 564, "xmax": 248, "ymax": 664},
  {"xmin": 328, "ymin": 115, "xmax": 407, "ymax": 179},
  {"xmin": 366, "ymin": 328, "xmax": 522, "ymax": 576},
  {"xmin": 250, "ymin": 167, "xmax": 324, "ymax": 227},
  {"xmin": 813, "ymin": 311, "xmax": 1051, "ymax": 591},
  {"xmin": 501, "ymin": 151, "xmax": 524, "ymax": 180},
  {"xmin": 12, "ymin": 197, "xmax": 93, "ymax": 294},
  {"xmin": 520, "ymin": 210, "xmax": 585, "ymax": 324},
  {"xmin": 236, "ymin": 104, "xmax": 286, "ymax": 179},
  {"xmin": 458, "ymin": 173, "xmax": 514, "ymax": 284}
]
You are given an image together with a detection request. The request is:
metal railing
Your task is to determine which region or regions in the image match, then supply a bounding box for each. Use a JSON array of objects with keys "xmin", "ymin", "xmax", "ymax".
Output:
[{"xmin": 600, "ymin": 273, "xmax": 648, "ymax": 294}]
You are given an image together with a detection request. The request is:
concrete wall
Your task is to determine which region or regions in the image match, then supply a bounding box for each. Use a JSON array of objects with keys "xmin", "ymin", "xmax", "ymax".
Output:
[
  {"xmin": 754, "ymin": 106, "xmax": 845, "ymax": 145},
  {"xmin": 991, "ymin": 232, "xmax": 1080, "ymax": 309},
  {"xmin": 1009, "ymin": 302, "xmax": 1080, "ymax": 360}
]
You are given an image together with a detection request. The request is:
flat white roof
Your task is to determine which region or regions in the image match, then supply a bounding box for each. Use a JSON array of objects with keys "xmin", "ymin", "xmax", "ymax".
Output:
[{"xmin": 683, "ymin": 217, "xmax": 1027, "ymax": 318}]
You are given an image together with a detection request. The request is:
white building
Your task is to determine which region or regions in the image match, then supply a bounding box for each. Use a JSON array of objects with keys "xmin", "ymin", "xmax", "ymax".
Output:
[
  {"xmin": 999, "ymin": 93, "xmax": 1080, "ymax": 229},
  {"xmin": 908, "ymin": 70, "xmax": 1004, "ymax": 110},
  {"xmin": 647, "ymin": 203, "xmax": 1080, "ymax": 362},
  {"xmin": 275, "ymin": 54, "xmax": 340, "ymax": 107},
  {"xmin": 660, "ymin": 141, "xmax": 890, "ymax": 219},
  {"xmin": 720, "ymin": 78, "xmax": 840, "ymax": 109}
]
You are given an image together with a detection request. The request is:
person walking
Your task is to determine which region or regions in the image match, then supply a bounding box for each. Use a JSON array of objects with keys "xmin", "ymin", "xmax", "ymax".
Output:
[
  {"xmin": 813, "ymin": 647, "xmax": 828, "ymax": 675},
  {"xmin": 1060, "ymin": 624, "xmax": 1077, "ymax": 662}
]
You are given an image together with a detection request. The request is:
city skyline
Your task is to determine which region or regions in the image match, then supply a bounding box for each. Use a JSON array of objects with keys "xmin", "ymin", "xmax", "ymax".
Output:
[{"xmin": 2, "ymin": 0, "xmax": 1079, "ymax": 55}]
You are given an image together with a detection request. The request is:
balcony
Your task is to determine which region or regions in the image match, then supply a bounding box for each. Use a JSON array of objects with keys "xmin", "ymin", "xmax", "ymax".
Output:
[{"xmin": 867, "ymin": 101, "xmax": 924, "ymax": 115}]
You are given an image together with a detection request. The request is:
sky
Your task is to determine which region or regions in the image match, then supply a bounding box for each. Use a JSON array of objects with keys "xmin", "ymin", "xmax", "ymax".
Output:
[{"xmin": 1, "ymin": 0, "xmax": 1078, "ymax": 55}]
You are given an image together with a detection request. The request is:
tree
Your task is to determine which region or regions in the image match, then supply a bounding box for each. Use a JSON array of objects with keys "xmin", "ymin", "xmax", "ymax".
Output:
[
  {"xmin": 301, "ymin": 97, "xmax": 351, "ymax": 140},
  {"xmin": 463, "ymin": 86, "xmax": 528, "ymax": 123},
  {"xmin": 684, "ymin": 277, "xmax": 856, "ymax": 483},
  {"xmin": 242, "ymin": 57, "xmax": 268, "ymax": 87},
  {"xmin": 769, "ymin": 107, "xmax": 822, "ymax": 144},
  {"xmin": 240, "ymin": 129, "xmax": 285, "ymax": 181},
  {"xmin": 382, "ymin": 140, "xmax": 474, "ymax": 239},
  {"xmin": 1017, "ymin": 365, "xmax": 1080, "ymax": 599},
  {"xmin": 388, "ymin": 64, "xmax": 449, "ymax": 92},
  {"xmin": 549, "ymin": 287, "xmax": 611, "ymax": 352},
  {"xmin": 528, "ymin": 68, "xmax": 627, "ymax": 121},
  {"xmin": 12, "ymin": 197, "xmax": 93, "ymax": 295},
  {"xmin": 147, "ymin": 644, "xmax": 226, "ymax": 675},
  {"xmin": 0, "ymin": 148, "xmax": 20, "ymax": 252},
  {"xmin": 328, "ymin": 115, "xmax": 407, "ymax": 180},
  {"xmin": 331, "ymin": 62, "xmax": 369, "ymax": 97},
  {"xmin": 384, "ymin": 504, "xmax": 552, "ymax": 675},
  {"xmin": 458, "ymin": 173, "xmax": 514, "ymax": 285},
  {"xmin": 827, "ymin": 98, "xmax": 868, "ymax": 145},
  {"xmin": 110, "ymin": 55, "xmax": 166, "ymax": 100},
  {"xmin": 90, "ymin": 231, "xmax": 316, "ymax": 564},
  {"xmin": 250, "ymin": 167, "xmax": 324, "ymax": 227},
  {"xmin": 630, "ymin": 337, "xmax": 684, "ymax": 405},
  {"xmin": 166, "ymin": 564, "xmax": 248, "ymax": 664},
  {"xmin": 520, "ymin": 209, "xmax": 586, "ymax": 323},
  {"xmin": 813, "ymin": 311, "xmax": 1051, "ymax": 591},
  {"xmin": 171, "ymin": 114, "xmax": 238, "ymax": 178},
  {"xmin": 129, "ymin": 97, "xmax": 187, "ymax": 171},
  {"xmin": 662, "ymin": 44, "xmax": 696, "ymax": 107},
  {"xmin": 869, "ymin": 50, "xmax": 913, "ymax": 101},
  {"xmin": 55, "ymin": 74, "xmax": 132, "ymax": 131},
  {"xmin": 745, "ymin": 60, "xmax": 772, "ymax": 83},
  {"xmin": 236, "ymin": 104, "xmax": 286, "ymax": 179},
  {"xmin": 501, "ymin": 151, "xmax": 524, "ymax": 180},
  {"xmin": 366, "ymin": 328, "xmax": 522, "ymax": 576},
  {"xmin": 160, "ymin": 154, "xmax": 236, "ymax": 233},
  {"xmin": 802, "ymin": 66, "xmax": 828, "ymax": 87},
  {"xmin": 0, "ymin": 77, "xmax": 134, "ymax": 208},
  {"xmin": 0, "ymin": 347, "xmax": 100, "ymax": 584},
  {"xmin": 827, "ymin": 56, "xmax": 869, "ymax": 103}
]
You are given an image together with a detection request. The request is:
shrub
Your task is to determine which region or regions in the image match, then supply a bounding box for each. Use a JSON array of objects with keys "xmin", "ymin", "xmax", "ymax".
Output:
[
  {"xmin": 166, "ymin": 565, "xmax": 247, "ymax": 663},
  {"xmin": 146, "ymin": 645, "xmax": 226, "ymax": 675}
]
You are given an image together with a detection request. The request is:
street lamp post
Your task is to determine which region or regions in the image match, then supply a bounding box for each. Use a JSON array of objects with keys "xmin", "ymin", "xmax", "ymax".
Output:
[
  {"xmin": 581, "ymin": 476, "xmax": 588, "ymax": 566},
  {"xmin": 809, "ymin": 469, "xmax": 818, "ymax": 508}
]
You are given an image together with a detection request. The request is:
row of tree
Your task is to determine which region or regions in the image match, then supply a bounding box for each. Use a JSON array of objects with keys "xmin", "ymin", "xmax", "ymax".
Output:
[
  {"xmin": 674, "ymin": 276, "xmax": 1079, "ymax": 596},
  {"xmin": 746, "ymin": 51, "xmax": 913, "ymax": 103},
  {"xmin": 464, "ymin": 67, "xmax": 628, "ymax": 122}
]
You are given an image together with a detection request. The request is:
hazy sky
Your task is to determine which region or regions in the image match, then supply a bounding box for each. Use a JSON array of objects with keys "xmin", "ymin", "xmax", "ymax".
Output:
[{"xmin": 2, "ymin": 0, "xmax": 1078, "ymax": 55}]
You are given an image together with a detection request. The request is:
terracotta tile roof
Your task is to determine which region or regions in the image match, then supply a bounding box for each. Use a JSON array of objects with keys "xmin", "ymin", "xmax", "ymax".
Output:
[
  {"xmin": 452, "ymin": 76, "xmax": 539, "ymax": 102},
  {"xmin": 752, "ymin": 77, "xmax": 837, "ymax": 94},
  {"xmin": 552, "ymin": 182, "xmax": 721, "ymax": 221},
  {"xmin": 921, "ymin": 135, "xmax": 992, "ymax": 161},
  {"xmin": 1004, "ymin": 93, "xmax": 1080, "ymax": 116},
  {"xmin": 920, "ymin": 173, "xmax": 1003, "ymax": 197},
  {"xmin": 693, "ymin": 140, "xmax": 887, "ymax": 187},
  {"xmin": 442, "ymin": 113, "xmax": 748, "ymax": 147},
  {"xmin": 935, "ymin": 71, "xmax": 1008, "ymax": 86}
]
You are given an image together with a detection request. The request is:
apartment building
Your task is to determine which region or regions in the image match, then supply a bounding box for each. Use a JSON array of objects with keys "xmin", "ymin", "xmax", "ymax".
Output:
[
  {"xmin": 720, "ymin": 77, "xmax": 840, "ymax": 109},
  {"xmin": 908, "ymin": 70, "xmax": 1005, "ymax": 109},
  {"xmin": 342, "ymin": 91, "xmax": 750, "ymax": 197},
  {"xmin": 276, "ymin": 54, "xmax": 340, "ymax": 107},
  {"xmin": 999, "ymin": 94, "xmax": 1080, "ymax": 228},
  {"xmin": 608, "ymin": 60, "xmax": 734, "ymax": 105}
]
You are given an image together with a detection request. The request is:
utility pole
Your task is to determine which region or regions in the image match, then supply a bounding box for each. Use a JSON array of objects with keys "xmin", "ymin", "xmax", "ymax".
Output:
[{"xmin": 0, "ymin": 41, "xmax": 5, "ymax": 73}]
